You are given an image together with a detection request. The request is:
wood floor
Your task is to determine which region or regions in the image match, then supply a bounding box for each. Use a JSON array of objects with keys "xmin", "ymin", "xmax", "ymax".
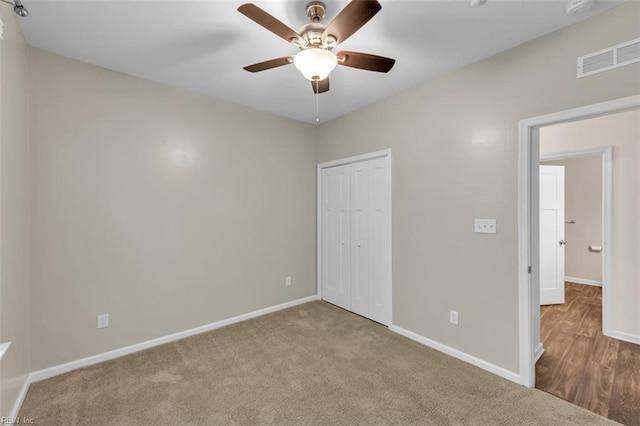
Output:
[{"xmin": 536, "ymin": 282, "xmax": 640, "ymax": 426}]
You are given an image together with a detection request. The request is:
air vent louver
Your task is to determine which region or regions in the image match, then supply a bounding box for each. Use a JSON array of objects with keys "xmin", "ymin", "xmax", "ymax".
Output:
[
  {"xmin": 577, "ymin": 38, "xmax": 640, "ymax": 78},
  {"xmin": 617, "ymin": 41, "xmax": 640, "ymax": 64}
]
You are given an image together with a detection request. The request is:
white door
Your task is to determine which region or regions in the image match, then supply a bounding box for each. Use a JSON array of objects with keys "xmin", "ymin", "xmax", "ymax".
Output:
[
  {"xmin": 320, "ymin": 153, "xmax": 392, "ymax": 325},
  {"xmin": 366, "ymin": 157, "xmax": 392, "ymax": 325},
  {"xmin": 321, "ymin": 165, "xmax": 351, "ymax": 310},
  {"xmin": 351, "ymin": 161, "xmax": 370, "ymax": 317},
  {"xmin": 540, "ymin": 165, "xmax": 565, "ymax": 305},
  {"xmin": 349, "ymin": 158, "xmax": 392, "ymax": 325}
]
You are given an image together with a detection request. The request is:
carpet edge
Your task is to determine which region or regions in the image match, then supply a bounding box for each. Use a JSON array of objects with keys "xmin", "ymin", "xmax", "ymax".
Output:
[{"xmin": 389, "ymin": 324, "xmax": 522, "ymax": 384}]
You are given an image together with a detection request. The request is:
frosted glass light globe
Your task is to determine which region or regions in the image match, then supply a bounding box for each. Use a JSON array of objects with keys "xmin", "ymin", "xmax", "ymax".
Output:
[{"xmin": 293, "ymin": 48, "xmax": 338, "ymax": 81}]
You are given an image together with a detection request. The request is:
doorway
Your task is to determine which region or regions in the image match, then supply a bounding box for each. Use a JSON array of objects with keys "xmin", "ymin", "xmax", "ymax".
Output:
[
  {"xmin": 536, "ymin": 148, "xmax": 614, "ymax": 417},
  {"xmin": 517, "ymin": 95, "xmax": 640, "ymax": 387},
  {"xmin": 518, "ymin": 97, "xmax": 640, "ymax": 423},
  {"xmin": 538, "ymin": 147, "xmax": 611, "ymax": 320}
]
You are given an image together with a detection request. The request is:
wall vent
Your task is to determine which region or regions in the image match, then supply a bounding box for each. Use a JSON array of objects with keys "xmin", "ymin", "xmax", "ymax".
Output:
[{"xmin": 577, "ymin": 38, "xmax": 640, "ymax": 78}]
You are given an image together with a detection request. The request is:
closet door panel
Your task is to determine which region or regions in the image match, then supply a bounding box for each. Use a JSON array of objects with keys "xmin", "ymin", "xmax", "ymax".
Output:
[
  {"xmin": 368, "ymin": 157, "xmax": 391, "ymax": 325},
  {"xmin": 351, "ymin": 161, "xmax": 369, "ymax": 317},
  {"xmin": 321, "ymin": 165, "xmax": 351, "ymax": 310}
]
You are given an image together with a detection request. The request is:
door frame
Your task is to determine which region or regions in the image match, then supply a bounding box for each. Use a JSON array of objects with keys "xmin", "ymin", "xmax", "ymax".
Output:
[
  {"xmin": 518, "ymin": 94, "xmax": 640, "ymax": 388},
  {"xmin": 317, "ymin": 149, "xmax": 393, "ymax": 318}
]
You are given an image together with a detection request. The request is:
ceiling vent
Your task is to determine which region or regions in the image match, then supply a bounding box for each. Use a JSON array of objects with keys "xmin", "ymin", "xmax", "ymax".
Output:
[{"xmin": 577, "ymin": 38, "xmax": 640, "ymax": 78}]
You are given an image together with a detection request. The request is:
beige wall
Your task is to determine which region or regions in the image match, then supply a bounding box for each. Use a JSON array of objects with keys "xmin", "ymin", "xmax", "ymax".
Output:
[
  {"xmin": 541, "ymin": 109, "xmax": 639, "ymax": 338},
  {"xmin": 0, "ymin": 9, "xmax": 31, "ymax": 417},
  {"xmin": 542, "ymin": 156, "xmax": 603, "ymax": 283},
  {"xmin": 29, "ymin": 48, "xmax": 318, "ymax": 370},
  {"xmin": 317, "ymin": 3, "xmax": 640, "ymax": 373}
]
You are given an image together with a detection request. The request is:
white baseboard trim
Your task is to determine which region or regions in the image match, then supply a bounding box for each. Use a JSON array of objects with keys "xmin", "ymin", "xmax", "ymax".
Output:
[
  {"xmin": 534, "ymin": 341, "xmax": 545, "ymax": 363},
  {"xmin": 565, "ymin": 276, "xmax": 602, "ymax": 287},
  {"xmin": 0, "ymin": 341, "xmax": 12, "ymax": 360},
  {"xmin": 29, "ymin": 295, "xmax": 319, "ymax": 384},
  {"xmin": 608, "ymin": 330, "xmax": 640, "ymax": 345},
  {"xmin": 389, "ymin": 325, "xmax": 521, "ymax": 384},
  {"xmin": 9, "ymin": 375, "xmax": 31, "ymax": 419}
]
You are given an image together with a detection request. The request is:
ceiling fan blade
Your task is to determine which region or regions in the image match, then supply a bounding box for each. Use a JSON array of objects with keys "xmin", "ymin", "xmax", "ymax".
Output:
[
  {"xmin": 243, "ymin": 56, "xmax": 293, "ymax": 73},
  {"xmin": 337, "ymin": 51, "xmax": 395, "ymax": 73},
  {"xmin": 312, "ymin": 77, "xmax": 330, "ymax": 94},
  {"xmin": 238, "ymin": 3, "xmax": 305, "ymax": 46},
  {"xmin": 322, "ymin": 0, "xmax": 382, "ymax": 45}
]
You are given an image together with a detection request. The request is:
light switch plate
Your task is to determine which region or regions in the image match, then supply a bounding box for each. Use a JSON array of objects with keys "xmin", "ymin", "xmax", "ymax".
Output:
[
  {"xmin": 97, "ymin": 314, "xmax": 109, "ymax": 329},
  {"xmin": 474, "ymin": 219, "xmax": 497, "ymax": 234}
]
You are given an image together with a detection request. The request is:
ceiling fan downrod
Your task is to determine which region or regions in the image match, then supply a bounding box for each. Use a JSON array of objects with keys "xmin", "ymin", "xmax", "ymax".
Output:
[{"xmin": 306, "ymin": 1, "xmax": 326, "ymax": 23}]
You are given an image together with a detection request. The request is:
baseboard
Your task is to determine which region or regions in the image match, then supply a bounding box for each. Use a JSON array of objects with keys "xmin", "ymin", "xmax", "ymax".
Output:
[
  {"xmin": 29, "ymin": 295, "xmax": 319, "ymax": 384},
  {"xmin": 565, "ymin": 276, "xmax": 602, "ymax": 287},
  {"xmin": 9, "ymin": 375, "xmax": 31, "ymax": 419},
  {"xmin": 0, "ymin": 341, "xmax": 12, "ymax": 360},
  {"xmin": 534, "ymin": 341, "xmax": 545, "ymax": 363},
  {"xmin": 389, "ymin": 325, "xmax": 521, "ymax": 384},
  {"xmin": 608, "ymin": 330, "xmax": 640, "ymax": 345}
]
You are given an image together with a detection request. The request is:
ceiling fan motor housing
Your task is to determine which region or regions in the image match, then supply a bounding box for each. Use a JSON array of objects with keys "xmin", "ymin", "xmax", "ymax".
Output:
[{"xmin": 298, "ymin": 23, "xmax": 327, "ymax": 48}]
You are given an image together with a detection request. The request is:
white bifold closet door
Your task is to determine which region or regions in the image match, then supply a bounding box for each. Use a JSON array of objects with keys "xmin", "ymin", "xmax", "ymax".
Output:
[
  {"xmin": 321, "ymin": 156, "xmax": 391, "ymax": 326},
  {"xmin": 321, "ymin": 164, "xmax": 352, "ymax": 310}
]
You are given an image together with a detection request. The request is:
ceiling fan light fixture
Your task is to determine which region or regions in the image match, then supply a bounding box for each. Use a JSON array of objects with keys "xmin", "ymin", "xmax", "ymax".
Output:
[{"xmin": 293, "ymin": 48, "xmax": 337, "ymax": 81}]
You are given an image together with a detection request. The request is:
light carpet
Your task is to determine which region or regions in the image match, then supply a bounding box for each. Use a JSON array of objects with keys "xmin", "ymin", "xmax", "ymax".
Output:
[{"xmin": 19, "ymin": 301, "xmax": 616, "ymax": 425}]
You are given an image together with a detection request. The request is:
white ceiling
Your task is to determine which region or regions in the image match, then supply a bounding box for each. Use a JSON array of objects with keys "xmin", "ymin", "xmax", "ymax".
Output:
[{"xmin": 18, "ymin": 0, "xmax": 624, "ymax": 124}]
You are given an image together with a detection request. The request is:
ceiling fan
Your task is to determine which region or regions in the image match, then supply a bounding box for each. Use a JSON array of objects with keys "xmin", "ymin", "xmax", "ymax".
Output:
[{"xmin": 238, "ymin": 0, "xmax": 396, "ymax": 94}]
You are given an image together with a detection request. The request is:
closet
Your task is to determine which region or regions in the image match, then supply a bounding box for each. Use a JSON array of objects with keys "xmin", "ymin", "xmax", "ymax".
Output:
[{"xmin": 319, "ymin": 152, "xmax": 391, "ymax": 326}]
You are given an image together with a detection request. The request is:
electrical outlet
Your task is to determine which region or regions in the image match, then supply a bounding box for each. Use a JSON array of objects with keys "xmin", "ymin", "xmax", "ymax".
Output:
[
  {"xmin": 449, "ymin": 310, "xmax": 459, "ymax": 325},
  {"xmin": 285, "ymin": 276, "xmax": 292, "ymax": 286},
  {"xmin": 97, "ymin": 314, "xmax": 109, "ymax": 329},
  {"xmin": 474, "ymin": 219, "xmax": 497, "ymax": 234}
]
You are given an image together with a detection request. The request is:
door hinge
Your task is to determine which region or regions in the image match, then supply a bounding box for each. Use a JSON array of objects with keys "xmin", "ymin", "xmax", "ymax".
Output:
[{"xmin": 528, "ymin": 266, "xmax": 532, "ymax": 274}]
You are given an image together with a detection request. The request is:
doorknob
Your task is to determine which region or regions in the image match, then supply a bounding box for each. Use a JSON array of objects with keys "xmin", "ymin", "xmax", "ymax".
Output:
[{"xmin": 559, "ymin": 240, "xmax": 567, "ymax": 246}]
